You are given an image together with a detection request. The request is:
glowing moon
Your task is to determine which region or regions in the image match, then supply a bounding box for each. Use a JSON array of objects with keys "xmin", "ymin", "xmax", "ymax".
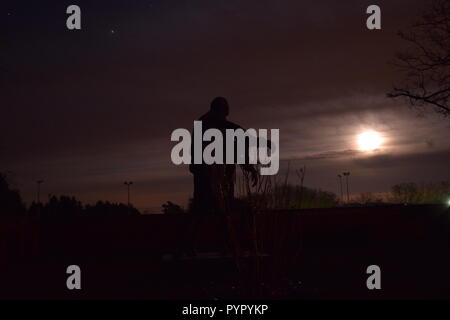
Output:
[{"xmin": 357, "ymin": 130, "xmax": 382, "ymax": 151}]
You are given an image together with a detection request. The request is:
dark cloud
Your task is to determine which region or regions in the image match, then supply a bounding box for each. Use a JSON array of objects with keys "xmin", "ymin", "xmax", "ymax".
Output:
[
  {"xmin": 353, "ymin": 149, "xmax": 450, "ymax": 169},
  {"xmin": 297, "ymin": 149, "xmax": 361, "ymax": 161}
]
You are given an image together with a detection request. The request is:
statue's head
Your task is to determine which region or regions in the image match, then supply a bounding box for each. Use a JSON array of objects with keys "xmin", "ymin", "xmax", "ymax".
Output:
[{"xmin": 210, "ymin": 96, "xmax": 229, "ymax": 120}]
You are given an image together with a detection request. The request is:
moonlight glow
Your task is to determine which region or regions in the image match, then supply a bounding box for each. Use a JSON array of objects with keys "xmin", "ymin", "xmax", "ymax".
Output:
[{"xmin": 357, "ymin": 130, "xmax": 383, "ymax": 151}]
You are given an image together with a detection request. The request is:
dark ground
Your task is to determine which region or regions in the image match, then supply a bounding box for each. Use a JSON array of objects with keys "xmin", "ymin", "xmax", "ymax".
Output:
[{"xmin": 0, "ymin": 204, "xmax": 449, "ymax": 299}]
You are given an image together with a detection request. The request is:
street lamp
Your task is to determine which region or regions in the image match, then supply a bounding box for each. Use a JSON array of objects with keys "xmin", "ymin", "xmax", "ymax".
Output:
[
  {"xmin": 124, "ymin": 181, "xmax": 133, "ymax": 207},
  {"xmin": 337, "ymin": 174, "xmax": 343, "ymax": 202},
  {"xmin": 342, "ymin": 172, "xmax": 350, "ymax": 203},
  {"xmin": 36, "ymin": 180, "xmax": 44, "ymax": 204}
]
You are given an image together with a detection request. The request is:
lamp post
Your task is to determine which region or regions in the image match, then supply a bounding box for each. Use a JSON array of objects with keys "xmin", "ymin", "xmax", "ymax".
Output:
[
  {"xmin": 337, "ymin": 174, "xmax": 343, "ymax": 202},
  {"xmin": 343, "ymin": 172, "xmax": 350, "ymax": 203},
  {"xmin": 124, "ymin": 181, "xmax": 133, "ymax": 207},
  {"xmin": 36, "ymin": 180, "xmax": 44, "ymax": 204}
]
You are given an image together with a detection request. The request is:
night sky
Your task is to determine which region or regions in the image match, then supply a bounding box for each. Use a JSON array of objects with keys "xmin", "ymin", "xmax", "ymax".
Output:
[{"xmin": 1, "ymin": 0, "xmax": 449, "ymax": 212}]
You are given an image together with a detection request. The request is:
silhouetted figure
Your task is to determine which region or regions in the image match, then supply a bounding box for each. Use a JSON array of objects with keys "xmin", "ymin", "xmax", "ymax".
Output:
[
  {"xmin": 189, "ymin": 97, "xmax": 258, "ymax": 216},
  {"xmin": 185, "ymin": 97, "xmax": 258, "ymax": 259}
]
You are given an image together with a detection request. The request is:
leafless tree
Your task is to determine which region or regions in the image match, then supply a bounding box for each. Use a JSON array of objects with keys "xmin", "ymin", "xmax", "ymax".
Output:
[
  {"xmin": 387, "ymin": 0, "xmax": 450, "ymax": 117},
  {"xmin": 296, "ymin": 165, "xmax": 306, "ymax": 208}
]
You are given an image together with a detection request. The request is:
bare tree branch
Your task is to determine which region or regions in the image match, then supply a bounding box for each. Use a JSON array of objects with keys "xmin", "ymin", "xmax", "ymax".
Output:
[{"xmin": 388, "ymin": 0, "xmax": 450, "ymax": 117}]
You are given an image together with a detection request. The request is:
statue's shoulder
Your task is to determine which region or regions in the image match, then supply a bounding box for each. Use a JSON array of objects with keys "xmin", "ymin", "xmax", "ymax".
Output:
[{"xmin": 224, "ymin": 120, "xmax": 241, "ymax": 130}]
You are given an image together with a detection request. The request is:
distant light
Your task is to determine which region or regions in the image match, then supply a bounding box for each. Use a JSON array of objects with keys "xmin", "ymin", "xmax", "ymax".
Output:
[{"xmin": 447, "ymin": 199, "xmax": 450, "ymax": 207}]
